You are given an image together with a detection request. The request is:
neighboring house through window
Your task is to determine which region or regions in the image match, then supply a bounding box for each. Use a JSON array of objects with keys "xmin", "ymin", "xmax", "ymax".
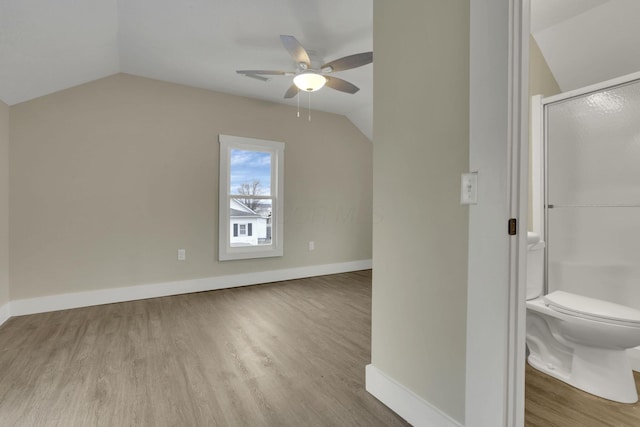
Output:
[{"xmin": 219, "ymin": 134, "xmax": 284, "ymax": 260}]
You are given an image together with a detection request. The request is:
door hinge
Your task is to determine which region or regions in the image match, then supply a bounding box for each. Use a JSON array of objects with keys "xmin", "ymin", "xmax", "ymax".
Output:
[{"xmin": 508, "ymin": 218, "xmax": 517, "ymax": 236}]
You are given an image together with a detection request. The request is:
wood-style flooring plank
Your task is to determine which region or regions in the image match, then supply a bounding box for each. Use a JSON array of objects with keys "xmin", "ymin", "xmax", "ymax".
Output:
[
  {"xmin": 0, "ymin": 270, "xmax": 409, "ymax": 427},
  {"xmin": 525, "ymin": 362, "xmax": 640, "ymax": 426}
]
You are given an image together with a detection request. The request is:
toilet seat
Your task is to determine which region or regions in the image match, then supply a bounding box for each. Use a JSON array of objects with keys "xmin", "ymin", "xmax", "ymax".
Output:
[{"xmin": 543, "ymin": 291, "xmax": 640, "ymax": 327}]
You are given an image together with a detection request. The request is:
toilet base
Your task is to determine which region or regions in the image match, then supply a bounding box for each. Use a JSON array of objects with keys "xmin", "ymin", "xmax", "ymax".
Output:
[{"xmin": 528, "ymin": 346, "xmax": 638, "ymax": 403}]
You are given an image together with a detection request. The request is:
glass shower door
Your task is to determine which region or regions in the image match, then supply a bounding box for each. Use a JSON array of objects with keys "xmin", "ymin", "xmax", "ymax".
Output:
[{"xmin": 545, "ymin": 78, "xmax": 640, "ymax": 308}]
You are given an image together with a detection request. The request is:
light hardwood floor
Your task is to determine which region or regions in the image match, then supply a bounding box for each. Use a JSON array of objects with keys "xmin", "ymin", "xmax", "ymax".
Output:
[
  {"xmin": 0, "ymin": 270, "xmax": 409, "ymax": 427},
  {"xmin": 525, "ymin": 362, "xmax": 640, "ymax": 426}
]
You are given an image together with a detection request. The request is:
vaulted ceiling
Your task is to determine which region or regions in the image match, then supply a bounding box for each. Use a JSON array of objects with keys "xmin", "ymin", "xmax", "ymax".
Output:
[
  {"xmin": 1, "ymin": 1, "xmax": 638, "ymax": 142},
  {"xmin": 0, "ymin": 0, "xmax": 373, "ymax": 138},
  {"xmin": 531, "ymin": 0, "xmax": 640, "ymax": 92}
]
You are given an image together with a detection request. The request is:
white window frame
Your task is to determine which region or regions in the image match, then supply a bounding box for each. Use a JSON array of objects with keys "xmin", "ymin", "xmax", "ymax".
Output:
[{"xmin": 219, "ymin": 134, "xmax": 284, "ymax": 261}]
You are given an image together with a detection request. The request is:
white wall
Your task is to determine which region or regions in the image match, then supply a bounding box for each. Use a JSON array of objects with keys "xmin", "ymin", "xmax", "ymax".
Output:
[
  {"xmin": 8, "ymin": 73, "xmax": 373, "ymax": 301},
  {"xmin": 460, "ymin": 1, "xmax": 549, "ymax": 426},
  {"xmin": 370, "ymin": 1, "xmax": 469, "ymax": 424},
  {"xmin": 466, "ymin": 0, "xmax": 518, "ymax": 425},
  {"xmin": 0, "ymin": 100, "xmax": 9, "ymax": 312}
]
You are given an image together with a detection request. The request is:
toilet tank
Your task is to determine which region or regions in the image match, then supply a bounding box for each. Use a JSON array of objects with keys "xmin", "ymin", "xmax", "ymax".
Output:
[{"xmin": 527, "ymin": 232, "xmax": 546, "ymax": 300}]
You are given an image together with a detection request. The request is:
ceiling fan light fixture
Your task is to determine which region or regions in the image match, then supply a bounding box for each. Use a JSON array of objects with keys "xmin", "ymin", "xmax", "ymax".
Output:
[{"xmin": 293, "ymin": 72, "xmax": 327, "ymax": 92}]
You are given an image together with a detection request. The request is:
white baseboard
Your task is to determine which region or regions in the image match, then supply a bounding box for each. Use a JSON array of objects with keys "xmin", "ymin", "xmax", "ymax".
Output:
[
  {"xmin": 0, "ymin": 302, "xmax": 10, "ymax": 327},
  {"xmin": 628, "ymin": 347, "xmax": 640, "ymax": 373},
  {"xmin": 365, "ymin": 364, "xmax": 462, "ymax": 427},
  {"xmin": 8, "ymin": 259, "xmax": 372, "ymax": 317}
]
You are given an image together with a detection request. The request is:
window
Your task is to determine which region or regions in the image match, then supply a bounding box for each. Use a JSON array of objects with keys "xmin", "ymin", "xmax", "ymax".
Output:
[{"xmin": 219, "ymin": 134, "xmax": 284, "ymax": 260}]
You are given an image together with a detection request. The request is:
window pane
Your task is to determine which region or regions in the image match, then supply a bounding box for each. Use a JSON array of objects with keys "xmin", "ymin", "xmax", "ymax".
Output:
[
  {"xmin": 229, "ymin": 198, "xmax": 273, "ymax": 247},
  {"xmin": 219, "ymin": 134, "xmax": 283, "ymax": 261},
  {"xmin": 230, "ymin": 149, "xmax": 271, "ymax": 196}
]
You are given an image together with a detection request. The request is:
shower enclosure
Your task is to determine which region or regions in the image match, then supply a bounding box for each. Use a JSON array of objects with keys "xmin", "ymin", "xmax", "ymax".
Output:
[{"xmin": 534, "ymin": 72, "xmax": 640, "ymax": 310}]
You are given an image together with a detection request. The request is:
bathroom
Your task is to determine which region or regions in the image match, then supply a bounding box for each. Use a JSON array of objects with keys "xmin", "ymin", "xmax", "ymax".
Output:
[{"xmin": 525, "ymin": 1, "xmax": 640, "ymax": 425}]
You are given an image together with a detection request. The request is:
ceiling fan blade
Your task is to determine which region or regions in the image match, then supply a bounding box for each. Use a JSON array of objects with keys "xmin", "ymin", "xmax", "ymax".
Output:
[
  {"xmin": 284, "ymin": 84, "xmax": 299, "ymax": 99},
  {"xmin": 243, "ymin": 74, "xmax": 270, "ymax": 82},
  {"xmin": 280, "ymin": 35, "xmax": 311, "ymax": 68},
  {"xmin": 322, "ymin": 52, "xmax": 373, "ymax": 72},
  {"xmin": 236, "ymin": 70, "xmax": 293, "ymax": 76},
  {"xmin": 325, "ymin": 76, "xmax": 360, "ymax": 94}
]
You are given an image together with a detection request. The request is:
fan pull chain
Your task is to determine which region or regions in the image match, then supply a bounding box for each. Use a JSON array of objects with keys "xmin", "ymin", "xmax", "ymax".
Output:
[
  {"xmin": 297, "ymin": 89, "xmax": 300, "ymax": 117},
  {"xmin": 308, "ymin": 91, "xmax": 311, "ymax": 121}
]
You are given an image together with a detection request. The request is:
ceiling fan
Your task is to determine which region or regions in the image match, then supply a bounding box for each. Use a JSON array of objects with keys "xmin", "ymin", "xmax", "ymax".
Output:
[{"xmin": 237, "ymin": 35, "xmax": 373, "ymax": 99}]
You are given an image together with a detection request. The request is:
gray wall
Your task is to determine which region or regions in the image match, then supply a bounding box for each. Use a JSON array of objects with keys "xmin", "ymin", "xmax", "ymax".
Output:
[
  {"xmin": 371, "ymin": 1, "xmax": 469, "ymax": 423},
  {"xmin": 9, "ymin": 73, "xmax": 373, "ymax": 300},
  {"xmin": 0, "ymin": 101, "xmax": 8, "ymax": 308}
]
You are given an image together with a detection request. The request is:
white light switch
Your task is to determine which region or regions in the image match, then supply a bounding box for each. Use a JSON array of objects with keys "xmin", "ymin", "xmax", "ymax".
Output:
[
  {"xmin": 461, "ymin": 172, "xmax": 478, "ymax": 205},
  {"xmin": 178, "ymin": 249, "xmax": 186, "ymax": 261},
  {"xmin": 308, "ymin": 241, "xmax": 315, "ymax": 251}
]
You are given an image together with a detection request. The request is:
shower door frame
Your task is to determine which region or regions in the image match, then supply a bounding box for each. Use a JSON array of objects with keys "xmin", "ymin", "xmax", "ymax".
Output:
[{"xmin": 533, "ymin": 70, "xmax": 640, "ymax": 296}]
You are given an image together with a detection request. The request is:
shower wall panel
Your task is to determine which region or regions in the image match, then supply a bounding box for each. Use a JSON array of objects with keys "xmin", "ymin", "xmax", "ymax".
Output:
[{"xmin": 547, "ymin": 207, "xmax": 640, "ymax": 306}]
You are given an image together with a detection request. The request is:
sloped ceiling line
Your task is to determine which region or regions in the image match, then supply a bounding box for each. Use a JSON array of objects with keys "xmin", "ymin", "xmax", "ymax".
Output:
[
  {"xmin": 531, "ymin": 0, "xmax": 640, "ymax": 92},
  {"xmin": 0, "ymin": 0, "xmax": 373, "ymax": 139}
]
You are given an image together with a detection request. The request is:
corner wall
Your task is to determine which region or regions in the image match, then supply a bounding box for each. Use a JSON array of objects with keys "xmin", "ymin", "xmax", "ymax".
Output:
[
  {"xmin": 0, "ymin": 101, "xmax": 9, "ymax": 313},
  {"xmin": 529, "ymin": 35, "xmax": 561, "ymax": 98},
  {"xmin": 370, "ymin": 1, "xmax": 469, "ymax": 424},
  {"xmin": 9, "ymin": 73, "xmax": 372, "ymax": 301}
]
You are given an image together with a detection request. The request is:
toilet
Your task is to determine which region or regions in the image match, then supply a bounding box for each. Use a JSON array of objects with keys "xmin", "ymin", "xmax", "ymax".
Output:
[{"xmin": 526, "ymin": 232, "xmax": 640, "ymax": 403}]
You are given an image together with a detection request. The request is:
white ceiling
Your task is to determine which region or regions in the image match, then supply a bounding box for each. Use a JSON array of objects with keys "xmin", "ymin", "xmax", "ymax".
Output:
[
  {"xmin": 0, "ymin": 0, "xmax": 373, "ymax": 138},
  {"xmin": 2, "ymin": 1, "xmax": 637, "ymax": 142},
  {"xmin": 531, "ymin": 0, "xmax": 640, "ymax": 92}
]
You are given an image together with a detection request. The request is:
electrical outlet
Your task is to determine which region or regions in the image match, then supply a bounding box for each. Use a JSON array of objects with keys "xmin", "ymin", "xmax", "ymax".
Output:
[{"xmin": 178, "ymin": 249, "xmax": 186, "ymax": 261}]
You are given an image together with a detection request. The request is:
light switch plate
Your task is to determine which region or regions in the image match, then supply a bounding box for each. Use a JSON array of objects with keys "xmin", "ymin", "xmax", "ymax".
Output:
[{"xmin": 461, "ymin": 172, "xmax": 478, "ymax": 205}]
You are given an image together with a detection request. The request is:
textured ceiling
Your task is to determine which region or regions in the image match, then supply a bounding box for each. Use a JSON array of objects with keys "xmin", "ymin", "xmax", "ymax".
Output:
[{"xmin": 0, "ymin": 0, "xmax": 373, "ymax": 138}]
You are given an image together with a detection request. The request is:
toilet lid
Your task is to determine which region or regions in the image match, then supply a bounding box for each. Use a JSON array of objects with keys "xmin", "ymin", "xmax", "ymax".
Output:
[{"xmin": 543, "ymin": 291, "xmax": 640, "ymax": 325}]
